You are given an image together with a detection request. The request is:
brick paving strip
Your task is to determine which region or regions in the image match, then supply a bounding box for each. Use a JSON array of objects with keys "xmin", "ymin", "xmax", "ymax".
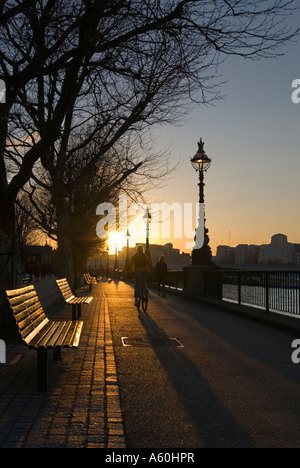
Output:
[{"xmin": 0, "ymin": 280, "xmax": 126, "ymax": 448}]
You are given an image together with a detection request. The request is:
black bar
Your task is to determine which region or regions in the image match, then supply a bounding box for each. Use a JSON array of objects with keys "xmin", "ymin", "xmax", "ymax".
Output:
[
  {"xmin": 37, "ymin": 348, "xmax": 48, "ymax": 391},
  {"xmin": 72, "ymin": 304, "xmax": 76, "ymax": 320}
]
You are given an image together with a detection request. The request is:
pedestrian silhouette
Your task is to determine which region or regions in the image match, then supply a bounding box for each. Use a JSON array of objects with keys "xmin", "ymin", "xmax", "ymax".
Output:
[{"xmin": 155, "ymin": 255, "xmax": 168, "ymax": 297}]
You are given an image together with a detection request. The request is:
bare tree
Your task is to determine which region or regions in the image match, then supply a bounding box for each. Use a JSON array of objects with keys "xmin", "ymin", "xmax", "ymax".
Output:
[
  {"xmin": 17, "ymin": 132, "xmax": 175, "ymax": 283},
  {"xmin": 15, "ymin": 192, "xmax": 43, "ymax": 249},
  {"xmin": 0, "ymin": 0, "xmax": 298, "ymax": 333}
]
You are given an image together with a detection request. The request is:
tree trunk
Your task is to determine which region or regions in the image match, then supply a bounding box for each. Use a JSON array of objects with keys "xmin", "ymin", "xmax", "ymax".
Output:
[
  {"xmin": 0, "ymin": 203, "xmax": 23, "ymax": 341},
  {"xmin": 55, "ymin": 194, "xmax": 74, "ymax": 287},
  {"xmin": 56, "ymin": 231, "xmax": 74, "ymax": 286},
  {"xmin": 0, "ymin": 103, "xmax": 22, "ymax": 340}
]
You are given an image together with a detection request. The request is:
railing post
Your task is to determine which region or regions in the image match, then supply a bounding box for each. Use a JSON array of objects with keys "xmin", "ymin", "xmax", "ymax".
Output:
[
  {"xmin": 218, "ymin": 271, "xmax": 223, "ymax": 301},
  {"xmin": 238, "ymin": 271, "xmax": 241, "ymax": 305},
  {"xmin": 265, "ymin": 272, "xmax": 269, "ymax": 313}
]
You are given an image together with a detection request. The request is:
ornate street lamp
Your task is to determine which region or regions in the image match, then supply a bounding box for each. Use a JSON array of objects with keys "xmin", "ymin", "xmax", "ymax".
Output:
[{"xmin": 190, "ymin": 138, "xmax": 213, "ymax": 266}]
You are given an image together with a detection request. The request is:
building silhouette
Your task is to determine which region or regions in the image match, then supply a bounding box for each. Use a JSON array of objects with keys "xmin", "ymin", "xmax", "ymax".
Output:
[
  {"xmin": 87, "ymin": 242, "xmax": 191, "ymax": 272},
  {"xmin": 216, "ymin": 234, "xmax": 299, "ymax": 266},
  {"xmin": 258, "ymin": 234, "xmax": 295, "ymax": 265}
]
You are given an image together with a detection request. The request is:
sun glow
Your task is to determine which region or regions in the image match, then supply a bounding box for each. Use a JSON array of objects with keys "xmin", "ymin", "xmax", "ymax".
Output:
[{"xmin": 107, "ymin": 231, "xmax": 129, "ymax": 254}]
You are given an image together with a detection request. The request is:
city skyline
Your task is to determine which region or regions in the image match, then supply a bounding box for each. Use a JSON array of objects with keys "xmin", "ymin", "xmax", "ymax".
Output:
[
  {"xmin": 108, "ymin": 228, "xmax": 299, "ymax": 257},
  {"xmin": 129, "ymin": 10, "xmax": 300, "ymax": 256}
]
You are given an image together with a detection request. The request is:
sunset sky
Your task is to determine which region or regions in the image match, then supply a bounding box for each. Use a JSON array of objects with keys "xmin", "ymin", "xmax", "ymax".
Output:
[{"xmin": 126, "ymin": 10, "xmax": 300, "ymax": 256}]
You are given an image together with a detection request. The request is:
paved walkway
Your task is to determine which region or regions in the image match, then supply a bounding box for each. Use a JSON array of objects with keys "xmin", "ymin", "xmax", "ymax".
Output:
[
  {"xmin": 1, "ymin": 276, "xmax": 300, "ymax": 449},
  {"xmin": 0, "ymin": 277, "xmax": 125, "ymax": 448}
]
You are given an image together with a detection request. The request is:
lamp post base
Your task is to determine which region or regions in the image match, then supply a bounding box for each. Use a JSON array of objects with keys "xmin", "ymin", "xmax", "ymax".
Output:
[{"xmin": 192, "ymin": 244, "xmax": 213, "ymax": 266}]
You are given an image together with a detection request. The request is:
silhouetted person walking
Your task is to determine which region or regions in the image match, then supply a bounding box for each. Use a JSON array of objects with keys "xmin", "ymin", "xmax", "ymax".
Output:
[{"xmin": 155, "ymin": 255, "xmax": 168, "ymax": 297}]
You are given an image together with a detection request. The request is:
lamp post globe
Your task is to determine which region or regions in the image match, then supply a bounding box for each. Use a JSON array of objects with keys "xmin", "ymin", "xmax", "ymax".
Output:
[
  {"xmin": 191, "ymin": 138, "xmax": 211, "ymax": 174},
  {"xmin": 190, "ymin": 138, "xmax": 213, "ymax": 266}
]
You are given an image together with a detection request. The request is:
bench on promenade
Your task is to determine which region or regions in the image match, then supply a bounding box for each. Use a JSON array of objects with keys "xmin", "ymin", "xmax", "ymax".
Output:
[
  {"xmin": 83, "ymin": 273, "xmax": 97, "ymax": 291},
  {"xmin": 6, "ymin": 285, "xmax": 83, "ymax": 391},
  {"xmin": 56, "ymin": 278, "xmax": 93, "ymax": 320}
]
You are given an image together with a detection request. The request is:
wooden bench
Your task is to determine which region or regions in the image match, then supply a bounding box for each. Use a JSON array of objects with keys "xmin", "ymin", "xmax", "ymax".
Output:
[
  {"xmin": 6, "ymin": 285, "xmax": 83, "ymax": 391},
  {"xmin": 56, "ymin": 278, "xmax": 93, "ymax": 319},
  {"xmin": 83, "ymin": 273, "xmax": 97, "ymax": 291}
]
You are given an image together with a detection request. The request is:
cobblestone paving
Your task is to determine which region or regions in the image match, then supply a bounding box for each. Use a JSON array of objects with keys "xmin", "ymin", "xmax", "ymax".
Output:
[{"xmin": 0, "ymin": 279, "xmax": 125, "ymax": 448}]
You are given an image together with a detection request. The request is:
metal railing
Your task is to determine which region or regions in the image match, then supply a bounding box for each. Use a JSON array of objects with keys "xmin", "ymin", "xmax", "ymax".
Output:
[
  {"xmin": 164, "ymin": 270, "xmax": 185, "ymax": 292},
  {"xmin": 220, "ymin": 270, "xmax": 300, "ymax": 315},
  {"xmin": 123, "ymin": 266, "xmax": 300, "ymax": 317}
]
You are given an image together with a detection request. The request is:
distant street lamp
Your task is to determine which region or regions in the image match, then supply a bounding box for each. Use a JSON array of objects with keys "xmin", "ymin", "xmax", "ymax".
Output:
[
  {"xmin": 144, "ymin": 207, "xmax": 151, "ymax": 256},
  {"xmin": 105, "ymin": 245, "xmax": 110, "ymax": 278},
  {"xmin": 126, "ymin": 229, "xmax": 131, "ymax": 261},
  {"xmin": 190, "ymin": 138, "xmax": 213, "ymax": 266},
  {"xmin": 106, "ymin": 245, "xmax": 110, "ymax": 266},
  {"xmin": 124, "ymin": 229, "xmax": 131, "ymax": 277},
  {"xmin": 114, "ymin": 243, "xmax": 118, "ymax": 271}
]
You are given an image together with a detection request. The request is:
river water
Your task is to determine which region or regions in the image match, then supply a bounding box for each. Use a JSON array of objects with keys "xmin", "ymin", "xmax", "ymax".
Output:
[{"xmin": 222, "ymin": 284, "xmax": 300, "ymax": 315}]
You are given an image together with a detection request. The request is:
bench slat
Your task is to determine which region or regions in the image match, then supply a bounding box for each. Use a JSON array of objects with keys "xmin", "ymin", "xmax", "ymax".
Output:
[
  {"xmin": 19, "ymin": 306, "xmax": 46, "ymax": 340},
  {"xmin": 66, "ymin": 295, "xmax": 75, "ymax": 302},
  {"xmin": 46, "ymin": 321, "xmax": 72, "ymax": 347},
  {"xmin": 71, "ymin": 321, "xmax": 83, "ymax": 348},
  {"xmin": 27, "ymin": 321, "xmax": 58, "ymax": 348},
  {"xmin": 6, "ymin": 285, "xmax": 35, "ymax": 297},
  {"xmin": 24, "ymin": 318, "xmax": 50, "ymax": 345},
  {"xmin": 8, "ymin": 290, "xmax": 37, "ymax": 307},
  {"xmin": 14, "ymin": 300, "xmax": 43, "ymax": 324},
  {"xmin": 12, "ymin": 296, "xmax": 40, "ymax": 317}
]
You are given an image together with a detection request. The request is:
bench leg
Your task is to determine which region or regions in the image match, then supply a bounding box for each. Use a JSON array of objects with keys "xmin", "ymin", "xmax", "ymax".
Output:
[
  {"xmin": 78, "ymin": 303, "xmax": 81, "ymax": 318},
  {"xmin": 72, "ymin": 304, "xmax": 76, "ymax": 320},
  {"xmin": 37, "ymin": 348, "xmax": 48, "ymax": 391}
]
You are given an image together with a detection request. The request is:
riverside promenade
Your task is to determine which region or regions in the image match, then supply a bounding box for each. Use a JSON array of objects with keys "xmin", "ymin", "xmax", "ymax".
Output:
[
  {"xmin": 1, "ymin": 276, "xmax": 300, "ymax": 449},
  {"xmin": 0, "ymin": 277, "xmax": 125, "ymax": 448}
]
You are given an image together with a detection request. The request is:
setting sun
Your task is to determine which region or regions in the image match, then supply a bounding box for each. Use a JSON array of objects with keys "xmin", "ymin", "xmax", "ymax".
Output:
[{"xmin": 107, "ymin": 231, "xmax": 129, "ymax": 254}]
